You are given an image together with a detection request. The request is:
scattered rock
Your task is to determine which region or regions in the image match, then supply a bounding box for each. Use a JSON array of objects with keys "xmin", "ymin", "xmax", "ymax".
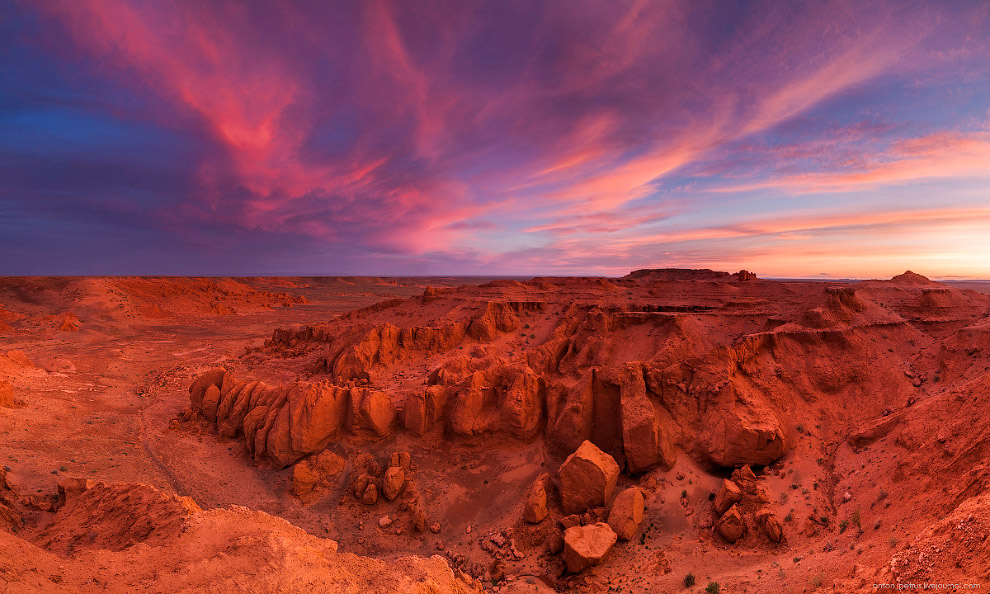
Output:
[
  {"xmin": 560, "ymin": 514, "xmax": 581, "ymax": 530},
  {"xmin": 361, "ymin": 483, "xmax": 378, "ymax": 505},
  {"xmin": 353, "ymin": 473, "xmax": 374, "ymax": 499},
  {"xmin": 378, "ymin": 515, "xmax": 393, "ymax": 528},
  {"xmin": 558, "ymin": 440, "xmax": 620, "ymax": 514},
  {"xmin": 762, "ymin": 513, "xmax": 783, "ymax": 542},
  {"xmin": 713, "ymin": 479, "xmax": 742, "ymax": 514},
  {"xmin": 430, "ymin": 521, "xmax": 442, "ymax": 534},
  {"xmin": 523, "ymin": 474, "xmax": 549, "ymax": 524},
  {"xmin": 717, "ymin": 505, "xmax": 745, "ymax": 543},
  {"xmin": 607, "ymin": 487, "xmax": 644, "ymax": 541},
  {"xmin": 562, "ymin": 522, "xmax": 617, "ymax": 573}
]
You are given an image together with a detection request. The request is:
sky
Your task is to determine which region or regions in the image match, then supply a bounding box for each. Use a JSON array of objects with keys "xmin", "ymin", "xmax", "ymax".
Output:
[{"xmin": 1, "ymin": 0, "xmax": 989, "ymax": 278}]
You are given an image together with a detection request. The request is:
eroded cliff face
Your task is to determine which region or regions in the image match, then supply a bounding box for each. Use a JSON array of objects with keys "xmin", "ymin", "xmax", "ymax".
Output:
[
  {"xmin": 194, "ymin": 270, "xmax": 983, "ymax": 476},
  {"xmin": 179, "ymin": 270, "xmax": 990, "ymax": 589}
]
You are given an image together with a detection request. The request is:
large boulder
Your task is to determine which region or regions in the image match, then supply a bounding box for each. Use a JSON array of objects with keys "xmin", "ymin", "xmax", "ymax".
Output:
[
  {"xmin": 558, "ymin": 441, "xmax": 620, "ymax": 514},
  {"xmin": 700, "ymin": 383, "xmax": 787, "ymax": 466},
  {"xmin": 713, "ymin": 479, "xmax": 742, "ymax": 515},
  {"xmin": 607, "ymin": 487, "xmax": 644, "ymax": 541},
  {"xmin": 717, "ymin": 504, "xmax": 745, "ymax": 543},
  {"xmin": 523, "ymin": 474, "xmax": 549, "ymax": 524},
  {"xmin": 562, "ymin": 523, "xmax": 617, "ymax": 573}
]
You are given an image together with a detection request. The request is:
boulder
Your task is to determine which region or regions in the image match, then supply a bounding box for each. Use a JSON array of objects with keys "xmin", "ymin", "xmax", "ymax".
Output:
[
  {"xmin": 353, "ymin": 473, "xmax": 374, "ymax": 498},
  {"xmin": 717, "ymin": 504, "xmax": 745, "ymax": 543},
  {"xmin": 311, "ymin": 449, "xmax": 345, "ymax": 477},
  {"xmin": 523, "ymin": 474, "xmax": 549, "ymax": 524},
  {"xmin": 562, "ymin": 523, "xmax": 617, "ymax": 573},
  {"xmin": 383, "ymin": 466, "xmax": 405, "ymax": 501},
  {"xmin": 558, "ymin": 440, "xmax": 620, "ymax": 514},
  {"xmin": 756, "ymin": 507, "xmax": 783, "ymax": 542},
  {"xmin": 607, "ymin": 487, "xmax": 644, "ymax": 541},
  {"xmin": 410, "ymin": 503, "xmax": 427, "ymax": 532},
  {"xmin": 713, "ymin": 479, "xmax": 742, "ymax": 514},
  {"xmin": 293, "ymin": 450, "xmax": 345, "ymax": 501}
]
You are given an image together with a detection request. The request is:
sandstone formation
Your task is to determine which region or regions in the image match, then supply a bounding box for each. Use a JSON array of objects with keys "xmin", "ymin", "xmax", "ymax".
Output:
[
  {"xmin": 562, "ymin": 522, "xmax": 618, "ymax": 573},
  {"xmin": 558, "ymin": 441, "xmax": 620, "ymax": 515}
]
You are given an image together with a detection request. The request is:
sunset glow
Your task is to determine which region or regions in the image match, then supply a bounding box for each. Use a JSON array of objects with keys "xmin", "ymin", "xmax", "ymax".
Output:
[{"xmin": 2, "ymin": 1, "xmax": 988, "ymax": 277}]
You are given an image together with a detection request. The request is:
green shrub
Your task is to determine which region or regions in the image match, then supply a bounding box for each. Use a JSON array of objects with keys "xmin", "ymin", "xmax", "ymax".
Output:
[
  {"xmin": 683, "ymin": 573, "xmax": 695, "ymax": 588},
  {"xmin": 706, "ymin": 582, "xmax": 720, "ymax": 594}
]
